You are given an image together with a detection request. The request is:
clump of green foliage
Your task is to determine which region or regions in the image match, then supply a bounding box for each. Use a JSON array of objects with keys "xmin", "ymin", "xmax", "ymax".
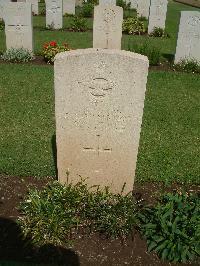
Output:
[
  {"xmin": 138, "ymin": 192, "xmax": 200, "ymax": 263},
  {"xmin": 122, "ymin": 17, "xmax": 146, "ymax": 35},
  {"xmin": 18, "ymin": 181, "xmax": 138, "ymax": 247},
  {"xmin": 81, "ymin": 2, "xmax": 94, "ymax": 17},
  {"xmin": 70, "ymin": 16, "xmax": 88, "ymax": 31},
  {"xmin": 117, "ymin": 0, "xmax": 131, "ymax": 9},
  {"xmin": 128, "ymin": 41, "xmax": 161, "ymax": 65},
  {"xmin": 149, "ymin": 27, "xmax": 169, "ymax": 38},
  {"xmin": 173, "ymin": 59, "xmax": 200, "ymax": 74},
  {"xmin": 1, "ymin": 48, "xmax": 34, "ymax": 63},
  {"xmin": 63, "ymin": 13, "xmax": 75, "ymax": 17},
  {"xmin": 138, "ymin": 16, "xmax": 147, "ymax": 21},
  {"xmin": 40, "ymin": 8, "xmax": 46, "ymax": 16},
  {"xmin": 0, "ymin": 19, "xmax": 5, "ymax": 30}
]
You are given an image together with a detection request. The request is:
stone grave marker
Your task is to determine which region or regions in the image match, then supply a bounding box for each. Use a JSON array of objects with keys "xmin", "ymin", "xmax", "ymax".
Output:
[
  {"xmin": 93, "ymin": 5, "xmax": 123, "ymax": 49},
  {"xmin": 0, "ymin": 0, "xmax": 5, "ymax": 19},
  {"xmin": 75, "ymin": 0, "xmax": 83, "ymax": 7},
  {"xmin": 137, "ymin": 0, "xmax": 150, "ymax": 18},
  {"xmin": 54, "ymin": 48, "xmax": 149, "ymax": 194},
  {"xmin": 27, "ymin": 0, "xmax": 39, "ymax": 15},
  {"xmin": 99, "ymin": 0, "xmax": 116, "ymax": 5},
  {"xmin": 63, "ymin": 0, "xmax": 75, "ymax": 15},
  {"xmin": 175, "ymin": 11, "xmax": 200, "ymax": 63},
  {"xmin": 4, "ymin": 2, "xmax": 33, "ymax": 51},
  {"xmin": 46, "ymin": 0, "xmax": 62, "ymax": 29},
  {"xmin": 148, "ymin": 0, "xmax": 168, "ymax": 34}
]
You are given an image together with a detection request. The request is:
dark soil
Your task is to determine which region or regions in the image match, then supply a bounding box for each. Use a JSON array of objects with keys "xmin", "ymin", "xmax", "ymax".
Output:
[
  {"xmin": 0, "ymin": 174, "xmax": 199, "ymax": 266},
  {"xmin": 0, "ymin": 56, "xmax": 175, "ymax": 72}
]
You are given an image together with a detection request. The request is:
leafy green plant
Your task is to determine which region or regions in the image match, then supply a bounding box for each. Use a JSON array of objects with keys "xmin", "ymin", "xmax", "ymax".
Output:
[
  {"xmin": 138, "ymin": 16, "xmax": 147, "ymax": 21},
  {"xmin": 117, "ymin": 0, "xmax": 131, "ymax": 9},
  {"xmin": 122, "ymin": 17, "xmax": 146, "ymax": 35},
  {"xmin": 149, "ymin": 27, "xmax": 169, "ymax": 38},
  {"xmin": 1, "ymin": 48, "xmax": 34, "ymax": 63},
  {"xmin": 81, "ymin": 2, "xmax": 94, "ymax": 17},
  {"xmin": 42, "ymin": 41, "xmax": 71, "ymax": 64},
  {"xmin": 128, "ymin": 41, "xmax": 161, "ymax": 65},
  {"xmin": 138, "ymin": 192, "xmax": 200, "ymax": 263},
  {"xmin": 0, "ymin": 18, "xmax": 5, "ymax": 31},
  {"xmin": 70, "ymin": 16, "xmax": 88, "ymax": 32},
  {"xmin": 173, "ymin": 59, "xmax": 200, "ymax": 74},
  {"xmin": 18, "ymin": 181, "xmax": 138, "ymax": 247},
  {"xmin": 40, "ymin": 8, "xmax": 46, "ymax": 16},
  {"xmin": 63, "ymin": 13, "xmax": 75, "ymax": 17}
]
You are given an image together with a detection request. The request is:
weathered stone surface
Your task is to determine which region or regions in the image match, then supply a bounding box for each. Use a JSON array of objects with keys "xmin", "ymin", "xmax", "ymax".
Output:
[
  {"xmin": 0, "ymin": 0, "xmax": 5, "ymax": 19},
  {"xmin": 137, "ymin": 0, "xmax": 150, "ymax": 18},
  {"xmin": 99, "ymin": 0, "xmax": 116, "ymax": 5},
  {"xmin": 4, "ymin": 2, "xmax": 33, "ymax": 51},
  {"xmin": 27, "ymin": 0, "xmax": 39, "ymax": 15},
  {"xmin": 75, "ymin": 0, "xmax": 83, "ymax": 7},
  {"xmin": 63, "ymin": 0, "xmax": 75, "ymax": 15},
  {"xmin": 0, "ymin": 0, "xmax": 11, "ymax": 19},
  {"xmin": 46, "ymin": 0, "xmax": 62, "ymax": 29},
  {"xmin": 93, "ymin": 5, "xmax": 123, "ymax": 49},
  {"xmin": 148, "ymin": 0, "xmax": 168, "ymax": 34},
  {"xmin": 54, "ymin": 48, "xmax": 149, "ymax": 194},
  {"xmin": 126, "ymin": 0, "xmax": 138, "ymax": 9},
  {"xmin": 175, "ymin": 11, "xmax": 200, "ymax": 63}
]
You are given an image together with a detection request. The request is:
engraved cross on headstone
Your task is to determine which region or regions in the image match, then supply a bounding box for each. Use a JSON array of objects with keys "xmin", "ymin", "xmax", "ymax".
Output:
[{"xmin": 83, "ymin": 134, "xmax": 112, "ymax": 156}]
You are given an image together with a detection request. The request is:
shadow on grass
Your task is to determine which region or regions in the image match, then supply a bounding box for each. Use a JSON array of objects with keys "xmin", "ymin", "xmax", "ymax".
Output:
[
  {"xmin": 162, "ymin": 53, "xmax": 175, "ymax": 64},
  {"xmin": 0, "ymin": 217, "xmax": 80, "ymax": 266}
]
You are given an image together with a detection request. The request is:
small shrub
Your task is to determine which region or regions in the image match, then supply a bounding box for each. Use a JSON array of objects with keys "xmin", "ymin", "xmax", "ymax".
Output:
[
  {"xmin": 122, "ymin": 17, "xmax": 146, "ymax": 35},
  {"xmin": 128, "ymin": 41, "xmax": 161, "ymax": 65},
  {"xmin": 1, "ymin": 48, "xmax": 34, "ymax": 63},
  {"xmin": 18, "ymin": 181, "xmax": 138, "ymax": 247},
  {"xmin": 40, "ymin": 8, "xmax": 46, "ymax": 16},
  {"xmin": 138, "ymin": 192, "xmax": 200, "ymax": 263},
  {"xmin": 173, "ymin": 59, "xmax": 200, "ymax": 74},
  {"xmin": 70, "ymin": 16, "xmax": 88, "ymax": 32},
  {"xmin": 117, "ymin": 0, "xmax": 131, "ymax": 9},
  {"xmin": 149, "ymin": 27, "xmax": 169, "ymax": 38},
  {"xmin": 81, "ymin": 2, "xmax": 94, "ymax": 17},
  {"xmin": 0, "ymin": 19, "xmax": 5, "ymax": 31},
  {"xmin": 42, "ymin": 41, "xmax": 71, "ymax": 64}
]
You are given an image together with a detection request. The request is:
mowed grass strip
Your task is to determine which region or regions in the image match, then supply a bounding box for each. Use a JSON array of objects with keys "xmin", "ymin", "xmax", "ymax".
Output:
[{"xmin": 0, "ymin": 64, "xmax": 199, "ymax": 184}]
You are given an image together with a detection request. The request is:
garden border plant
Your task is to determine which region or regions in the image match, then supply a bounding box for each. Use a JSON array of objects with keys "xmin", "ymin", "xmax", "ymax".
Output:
[
  {"xmin": 1, "ymin": 48, "xmax": 34, "ymax": 63},
  {"xmin": 18, "ymin": 182, "xmax": 200, "ymax": 264}
]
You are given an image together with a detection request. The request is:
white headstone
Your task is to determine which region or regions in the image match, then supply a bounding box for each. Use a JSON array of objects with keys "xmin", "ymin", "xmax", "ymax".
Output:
[
  {"xmin": 75, "ymin": 0, "xmax": 83, "ymax": 7},
  {"xmin": 148, "ymin": 0, "xmax": 168, "ymax": 34},
  {"xmin": 175, "ymin": 11, "xmax": 200, "ymax": 63},
  {"xmin": 54, "ymin": 48, "xmax": 149, "ymax": 194},
  {"xmin": 63, "ymin": 0, "xmax": 75, "ymax": 15},
  {"xmin": 27, "ymin": 0, "xmax": 39, "ymax": 15},
  {"xmin": 4, "ymin": 2, "xmax": 33, "ymax": 51},
  {"xmin": 93, "ymin": 5, "xmax": 123, "ymax": 49},
  {"xmin": 0, "ymin": 0, "xmax": 11, "ymax": 20},
  {"xmin": 137, "ymin": 0, "xmax": 150, "ymax": 18},
  {"xmin": 46, "ymin": 0, "xmax": 63, "ymax": 29},
  {"xmin": 99, "ymin": 0, "xmax": 116, "ymax": 5}
]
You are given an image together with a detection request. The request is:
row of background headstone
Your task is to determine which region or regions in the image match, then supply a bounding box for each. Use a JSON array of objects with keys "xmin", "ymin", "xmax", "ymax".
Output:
[
  {"xmin": 0, "ymin": 0, "xmax": 168, "ymax": 33},
  {"xmin": 1, "ymin": 1, "xmax": 200, "ymax": 63}
]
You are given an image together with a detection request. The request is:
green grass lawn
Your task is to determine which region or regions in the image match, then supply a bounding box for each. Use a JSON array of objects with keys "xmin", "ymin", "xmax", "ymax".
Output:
[
  {"xmin": 0, "ymin": 64, "xmax": 199, "ymax": 184},
  {"xmin": 0, "ymin": 1, "xmax": 199, "ymax": 55}
]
